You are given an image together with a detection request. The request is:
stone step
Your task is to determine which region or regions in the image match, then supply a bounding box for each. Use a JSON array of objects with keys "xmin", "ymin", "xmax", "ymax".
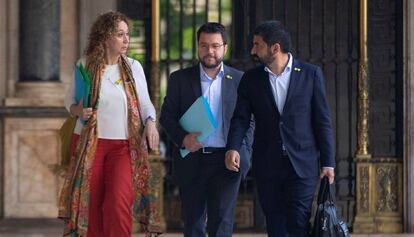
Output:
[
  {"xmin": 0, "ymin": 233, "xmax": 413, "ymax": 237},
  {"xmin": 0, "ymin": 219, "xmax": 266, "ymax": 236},
  {"xmin": 0, "ymin": 219, "xmax": 413, "ymax": 237}
]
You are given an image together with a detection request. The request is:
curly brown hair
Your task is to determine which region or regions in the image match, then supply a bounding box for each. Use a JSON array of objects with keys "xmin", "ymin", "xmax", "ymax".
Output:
[{"xmin": 84, "ymin": 11, "xmax": 130, "ymax": 70}]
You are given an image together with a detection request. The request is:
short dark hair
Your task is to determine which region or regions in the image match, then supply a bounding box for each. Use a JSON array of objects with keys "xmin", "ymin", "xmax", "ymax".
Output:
[
  {"xmin": 197, "ymin": 22, "xmax": 227, "ymax": 44},
  {"xmin": 254, "ymin": 20, "xmax": 291, "ymax": 53}
]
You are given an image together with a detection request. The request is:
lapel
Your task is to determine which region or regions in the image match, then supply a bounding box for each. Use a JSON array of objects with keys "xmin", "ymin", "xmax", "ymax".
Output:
[
  {"xmin": 221, "ymin": 65, "xmax": 232, "ymax": 119},
  {"xmin": 283, "ymin": 59, "xmax": 302, "ymax": 113},
  {"xmin": 189, "ymin": 65, "xmax": 202, "ymax": 99},
  {"xmin": 222, "ymin": 64, "xmax": 241, "ymax": 140},
  {"xmin": 262, "ymin": 66, "xmax": 280, "ymax": 114}
]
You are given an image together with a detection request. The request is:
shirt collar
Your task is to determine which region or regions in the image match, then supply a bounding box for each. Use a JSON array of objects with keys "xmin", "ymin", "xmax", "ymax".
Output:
[
  {"xmin": 264, "ymin": 53, "xmax": 293, "ymax": 77},
  {"xmin": 200, "ymin": 62, "xmax": 225, "ymax": 81}
]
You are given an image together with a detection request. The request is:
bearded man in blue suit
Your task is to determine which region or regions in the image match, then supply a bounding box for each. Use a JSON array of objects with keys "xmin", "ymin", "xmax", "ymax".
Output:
[
  {"xmin": 160, "ymin": 22, "xmax": 254, "ymax": 237},
  {"xmin": 225, "ymin": 21, "xmax": 335, "ymax": 237}
]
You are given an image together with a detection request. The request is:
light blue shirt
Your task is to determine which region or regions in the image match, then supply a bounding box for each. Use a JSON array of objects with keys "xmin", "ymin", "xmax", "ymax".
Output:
[
  {"xmin": 265, "ymin": 53, "xmax": 293, "ymax": 114},
  {"xmin": 199, "ymin": 63, "xmax": 226, "ymax": 148}
]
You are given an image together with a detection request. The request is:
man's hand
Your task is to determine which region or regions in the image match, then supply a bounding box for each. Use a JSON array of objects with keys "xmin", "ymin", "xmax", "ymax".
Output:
[
  {"xmin": 320, "ymin": 167, "xmax": 335, "ymax": 184},
  {"xmin": 182, "ymin": 133, "xmax": 203, "ymax": 152},
  {"xmin": 225, "ymin": 150, "xmax": 240, "ymax": 172}
]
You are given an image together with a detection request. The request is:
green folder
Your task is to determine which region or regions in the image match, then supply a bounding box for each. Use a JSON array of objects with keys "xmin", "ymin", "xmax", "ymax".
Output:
[
  {"xmin": 73, "ymin": 63, "xmax": 91, "ymax": 124},
  {"xmin": 78, "ymin": 63, "xmax": 91, "ymax": 107}
]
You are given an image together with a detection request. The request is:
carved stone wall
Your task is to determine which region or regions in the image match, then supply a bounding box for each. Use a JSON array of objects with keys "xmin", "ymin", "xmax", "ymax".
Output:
[
  {"xmin": 3, "ymin": 117, "xmax": 65, "ymax": 217},
  {"xmin": 354, "ymin": 158, "xmax": 403, "ymax": 233}
]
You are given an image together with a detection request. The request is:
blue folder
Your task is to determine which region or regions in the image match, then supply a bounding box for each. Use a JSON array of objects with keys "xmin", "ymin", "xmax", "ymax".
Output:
[
  {"xmin": 179, "ymin": 96, "xmax": 218, "ymax": 157},
  {"xmin": 73, "ymin": 64, "xmax": 90, "ymax": 107}
]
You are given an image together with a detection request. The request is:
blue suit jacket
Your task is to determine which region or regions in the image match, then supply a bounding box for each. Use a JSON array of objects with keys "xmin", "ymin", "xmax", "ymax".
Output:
[
  {"xmin": 227, "ymin": 59, "xmax": 335, "ymax": 180},
  {"xmin": 160, "ymin": 64, "xmax": 254, "ymax": 186}
]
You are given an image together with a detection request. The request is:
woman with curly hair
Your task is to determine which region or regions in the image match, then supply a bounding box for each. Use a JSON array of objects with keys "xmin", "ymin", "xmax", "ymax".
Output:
[{"xmin": 58, "ymin": 11, "xmax": 162, "ymax": 237}]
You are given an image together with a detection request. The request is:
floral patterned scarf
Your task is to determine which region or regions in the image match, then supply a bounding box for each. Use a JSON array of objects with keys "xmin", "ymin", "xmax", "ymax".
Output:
[{"xmin": 58, "ymin": 55, "xmax": 161, "ymax": 236}]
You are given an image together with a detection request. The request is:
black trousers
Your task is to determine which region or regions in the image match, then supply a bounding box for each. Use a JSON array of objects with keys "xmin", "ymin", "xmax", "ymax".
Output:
[
  {"xmin": 179, "ymin": 150, "xmax": 242, "ymax": 237},
  {"xmin": 256, "ymin": 155, "xmax": 318, "ymax": 237}
]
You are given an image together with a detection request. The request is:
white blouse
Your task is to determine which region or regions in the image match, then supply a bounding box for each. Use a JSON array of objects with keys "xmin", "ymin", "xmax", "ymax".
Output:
[{"xmin": 64, "ymin": 57, "xmax": 156, "ymax": 139}]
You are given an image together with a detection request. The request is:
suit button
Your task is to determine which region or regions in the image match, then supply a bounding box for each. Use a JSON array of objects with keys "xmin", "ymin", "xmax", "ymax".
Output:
[{"xmin": 279, "ymin": 121, "xmax": 283, "ymax": 126}]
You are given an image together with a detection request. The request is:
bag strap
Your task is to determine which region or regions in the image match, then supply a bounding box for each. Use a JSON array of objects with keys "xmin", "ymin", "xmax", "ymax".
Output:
[{"xmin": 317, "ymin": 176, "xmax": 336, "ymax": 204}]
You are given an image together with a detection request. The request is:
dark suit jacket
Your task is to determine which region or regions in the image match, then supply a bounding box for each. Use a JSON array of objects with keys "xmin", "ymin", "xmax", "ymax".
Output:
[
  {"xmin": 227, "ymin": 59, "xmax": 335, "ymax": 180},
  {"xmin": 160, "ymin": 64, "xmax": 254, "ymax": 186}
]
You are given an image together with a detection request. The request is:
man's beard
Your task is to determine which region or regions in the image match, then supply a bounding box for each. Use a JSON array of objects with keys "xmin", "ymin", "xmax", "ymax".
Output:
[
  {"xmin": 252, "ymin": 50, "xmax": 275, "ymax": 66},
  {"xmin": 200, "ymin": 55, "xmax": 223, "ymax": 69}
]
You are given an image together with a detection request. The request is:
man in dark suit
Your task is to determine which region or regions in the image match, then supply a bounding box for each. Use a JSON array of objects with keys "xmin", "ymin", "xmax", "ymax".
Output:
[
  {"xmin": 160, "ymin": 22, "xmax": 253, "ymax": 237},
  {"xmin": 225, "ymin": 21, "xmax": 335, "ymax": 237}
]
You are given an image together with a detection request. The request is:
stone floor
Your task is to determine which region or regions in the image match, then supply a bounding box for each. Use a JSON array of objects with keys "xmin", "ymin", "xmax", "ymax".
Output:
[{"xmin": 0, "ymin": 219, "xmax": 413, "ymax": 237}]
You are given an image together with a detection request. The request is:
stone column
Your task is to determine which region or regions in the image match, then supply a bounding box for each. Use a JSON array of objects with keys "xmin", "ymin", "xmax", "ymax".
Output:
[
  {"xmin": 353, "ymin": 0, "xmax": 403, "ymax": 233},
  {"xmin": 19, "ymin": 0, "xmax": 60, "ymax": 82},
  {"xmin": 5, "ymin": 0, "xmax": 65, "ymax": 107},
  {"xmin": 148, "ymin": 0, "xmax": 166, "ymax": 232},
  {"xmin": 352, "ymin": 0, "xmax": 376, "ymax": 231},
  {"xmin": 404, "ymin": 0, "xmax": 414, "ymax": 232}
]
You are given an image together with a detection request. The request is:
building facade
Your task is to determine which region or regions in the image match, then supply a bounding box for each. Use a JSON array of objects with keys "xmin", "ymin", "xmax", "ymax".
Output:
[{"xmin": 0, "ymin": 0, "xmax": 413, "ymax": 234}]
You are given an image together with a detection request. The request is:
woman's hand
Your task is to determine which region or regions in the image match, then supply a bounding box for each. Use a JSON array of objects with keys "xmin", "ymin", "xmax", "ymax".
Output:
[
  {"xmin": 144, "ymin": 119, "xmax": 159, "ymax": 150},
  {"xmin": 70, "ymin": 99, "xmax": 92, "ymax": 120}
]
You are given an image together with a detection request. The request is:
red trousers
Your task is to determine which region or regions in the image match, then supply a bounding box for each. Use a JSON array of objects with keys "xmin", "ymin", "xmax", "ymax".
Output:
[{"xmin": 71, "ymin": 135, "xmax": 133, "ymax": 237}]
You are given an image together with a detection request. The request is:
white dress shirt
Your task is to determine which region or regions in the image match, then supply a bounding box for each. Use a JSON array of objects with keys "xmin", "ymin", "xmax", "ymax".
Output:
[
  {"xmin": 265, "ymin": 53, "xmax": 293, "ymax": 114},
  {"xmin": 65, "ymin": 57, "xmax": 156, "ymax": 139},
  {"xmin": 199, "ymin": 63, "xmax": 226, "ymax": 148}
]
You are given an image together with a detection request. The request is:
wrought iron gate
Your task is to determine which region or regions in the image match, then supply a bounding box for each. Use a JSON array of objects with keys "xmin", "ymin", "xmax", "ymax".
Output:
[{"xmin": 231, "ymin": 0, "xmax": 360, "ymax": 229}]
